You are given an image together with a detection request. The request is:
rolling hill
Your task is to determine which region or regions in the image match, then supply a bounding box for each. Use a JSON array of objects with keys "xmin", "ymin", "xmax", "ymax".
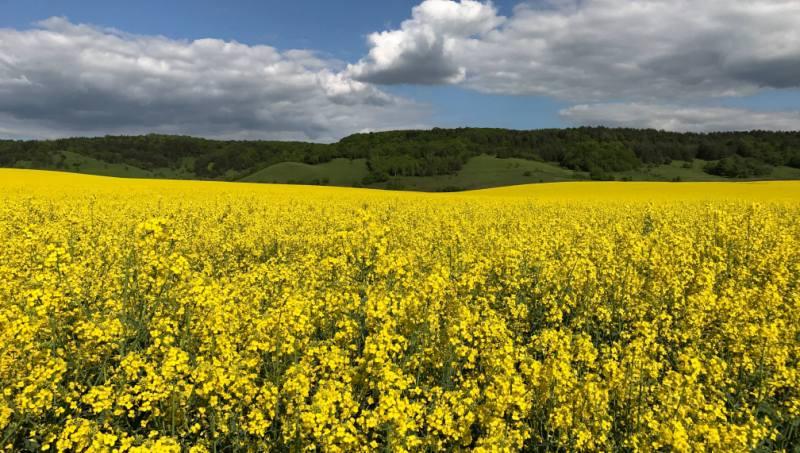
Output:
[{"xmin": 2, "ymin": 127, "xmax": 800, "ymax": 191}]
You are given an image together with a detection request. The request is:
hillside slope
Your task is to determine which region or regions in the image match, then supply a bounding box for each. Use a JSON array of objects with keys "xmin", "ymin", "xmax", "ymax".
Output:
[{"xmin": 2, "ymin": 127, "xmax": 799, "ymax": 191}]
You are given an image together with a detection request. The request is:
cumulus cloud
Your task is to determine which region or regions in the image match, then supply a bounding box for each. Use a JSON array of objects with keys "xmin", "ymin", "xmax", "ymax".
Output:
[
  {"xmin": 561, "ymin": 103, "xmax": 800, "ymax": 132},
  {"xmin": 0, "ymin": 17, "xmax": 427, "ymax": 140},
  {"xmin": 346, "ymin": 0, "xmax": 503, "ymax": 85},
  {"xmin": 352, "ymin": 0, "xmax": 800, "ymax": 100}
]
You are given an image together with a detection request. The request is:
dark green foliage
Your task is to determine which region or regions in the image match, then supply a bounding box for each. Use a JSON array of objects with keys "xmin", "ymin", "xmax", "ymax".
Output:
[
  {"xmin": 704, "ymin": 155, "xmax": 774, "ymax": 178},
  {"xmin": 361, "ymin": 172, "xmax": 389, "ymax": 185},
  {"xmin": 589, "ymin": 168, "xmax": 616, "ymax": 181},
  {"xmin": 436, "ymin": 185, "xmax": 465, "ymax": 192},
  {"xmin": 2, "ymin": 128, "xmax": 800, "ymax": 186},
  {"xmin": 560, "ymin": 140, "xmax": 640, "ymax": 172},
  {"xmin": 384, "ymin": 181, "xmax": 407, "ymax": 191}
]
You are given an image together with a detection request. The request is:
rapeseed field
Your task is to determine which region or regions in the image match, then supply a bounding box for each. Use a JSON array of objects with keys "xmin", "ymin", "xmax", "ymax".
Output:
[{"xmin": 1, "ymin": 169, "xmax": 798, "ymax": 451}]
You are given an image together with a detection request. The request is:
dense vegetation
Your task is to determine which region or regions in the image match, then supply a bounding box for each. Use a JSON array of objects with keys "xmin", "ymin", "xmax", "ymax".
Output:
[{"xmin": 2, "ymin": 127, "xmax": 799, "ymax": 188}]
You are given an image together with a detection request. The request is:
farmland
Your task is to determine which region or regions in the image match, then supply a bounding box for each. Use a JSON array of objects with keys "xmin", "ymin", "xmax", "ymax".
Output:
[
  {"xmin": 1, "ymin": 170, "xmax": 798, "ymax": 451},
  {"xmin": 4, "ymin": 128, "xmax": 800, "ymax": 192}
]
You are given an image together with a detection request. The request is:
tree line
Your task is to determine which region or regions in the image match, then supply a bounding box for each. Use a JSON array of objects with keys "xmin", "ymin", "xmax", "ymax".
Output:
[{"xmin": 2, "ymin": 127, "xmax": 799, "ymax": 181}]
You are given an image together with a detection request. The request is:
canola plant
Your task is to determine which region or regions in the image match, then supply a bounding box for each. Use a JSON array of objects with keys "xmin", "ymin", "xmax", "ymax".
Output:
[{"xmin": 1, "ymin": 170, "xmax": 798, "ymax": 452}]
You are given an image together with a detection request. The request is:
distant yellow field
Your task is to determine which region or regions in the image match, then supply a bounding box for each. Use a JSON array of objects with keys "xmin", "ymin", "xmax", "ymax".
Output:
[
  {"xmin": 472, "ymin": 180, "xmax": 800, "ymax": 201},
  {"xmin": 1, "ymin": 169, "xmax": 798, "ymax": 451}
]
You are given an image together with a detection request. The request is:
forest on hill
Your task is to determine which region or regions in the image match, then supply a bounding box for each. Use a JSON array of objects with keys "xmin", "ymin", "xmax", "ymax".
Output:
[{"xmin": 2, "ymin": 127, "xmax": 800, "ymax": 189}]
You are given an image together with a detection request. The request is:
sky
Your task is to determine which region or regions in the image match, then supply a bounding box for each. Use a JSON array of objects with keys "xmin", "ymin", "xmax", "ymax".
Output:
[{"xmin": 0, "ymin": 0, "xmax": 799, "ymax": 141}]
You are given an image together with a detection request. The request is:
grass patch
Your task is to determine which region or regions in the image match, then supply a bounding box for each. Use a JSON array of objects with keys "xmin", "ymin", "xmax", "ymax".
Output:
[
  {"xmin": 240, "ymin": 158, "xmax": 370, "ymax": 186},
  {"xmin": 384, "ymin": 154, "xmax": 586, "ymax": 191},
  {"xmin": 55, "ymin": 151, "xmax": 197, "ymax": 179}
]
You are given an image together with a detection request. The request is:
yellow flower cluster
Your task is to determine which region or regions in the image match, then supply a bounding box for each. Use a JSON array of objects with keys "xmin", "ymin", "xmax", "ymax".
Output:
[{"xmin": 1, "ymin": 170, "xmax": 799, "ymax": 451}]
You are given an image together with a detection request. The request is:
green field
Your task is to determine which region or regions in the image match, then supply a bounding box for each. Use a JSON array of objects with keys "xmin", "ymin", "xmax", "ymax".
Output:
[
  {"xmin": 240, "ymin": 158, "xmax": 369, "ymax": 185},
  {"xmin": 9, "ymin": 149, "xmax": 800, "ymax": 192},
  {"xmin": 388, "ymin": 156, "xmax": 800, "ymax": 191},
  {"xmin": 16, "ymin": 153, "xmax": 800, "ymax": 191},
  {"xmin": 239, "ymin": 154, "xmax": 587, "ymax": 191},
  {"xmin": 381, "ymin": 155, "xmax": 585, "ymax": 191},
  {"xmin": 235, "ymin": 154, "xmax": 800, "ymax": 192},
  {"xmin": 25, "ymin": 151, "xmax": 198, "ymax": 179},
  {"xmin": 614, "ymin": 159, "xmax": 725, "ymax": 182},
  {"xmin": 616, "ymin": 159, "xmax": 800, "ymax": 182},
  {"xmin": 4, "ymin": 129, "xmax": 800, "ymax": 191}
]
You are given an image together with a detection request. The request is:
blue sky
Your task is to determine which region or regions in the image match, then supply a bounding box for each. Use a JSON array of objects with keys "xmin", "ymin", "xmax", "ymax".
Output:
[
  {"xmin": 1, "ymin": 1, "xmax": 524, "ymax": 52},
  {"xmin": 0, "ymin": 0, "xmax": 798, "ymax": 140},
  {"xmin": 0, "ymin": 0, "xmax": 425, "ymax": 56},
  {"xmin": 0, "ymin": 0, "xmax": 563, "ymax": 132}
]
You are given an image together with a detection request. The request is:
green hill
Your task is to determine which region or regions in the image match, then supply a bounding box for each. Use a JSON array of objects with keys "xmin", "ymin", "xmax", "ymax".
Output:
[
  {"xmin": 241, "ymin": 158, "xmax": 369, "ymax": 185},
  {"xmin": 2, "ymin": 127, "xmax": 799, "ymax": 191}
]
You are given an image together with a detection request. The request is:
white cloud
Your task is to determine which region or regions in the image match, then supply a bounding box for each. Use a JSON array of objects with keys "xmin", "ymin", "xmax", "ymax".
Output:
[
  {"xmin": 0, "ymin": 17, "xmax": 428, "ymax": 140},
  {"xmin": 346, "ymin": 0, "xmax": 503, "ymax": 85},
  {"xmin": 352, "ymin": 0, "xmax": 800, "ymax": 100},
  {"xmin": 561, "ymin": 103, "xmax": 800, "ymax": 132}
]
